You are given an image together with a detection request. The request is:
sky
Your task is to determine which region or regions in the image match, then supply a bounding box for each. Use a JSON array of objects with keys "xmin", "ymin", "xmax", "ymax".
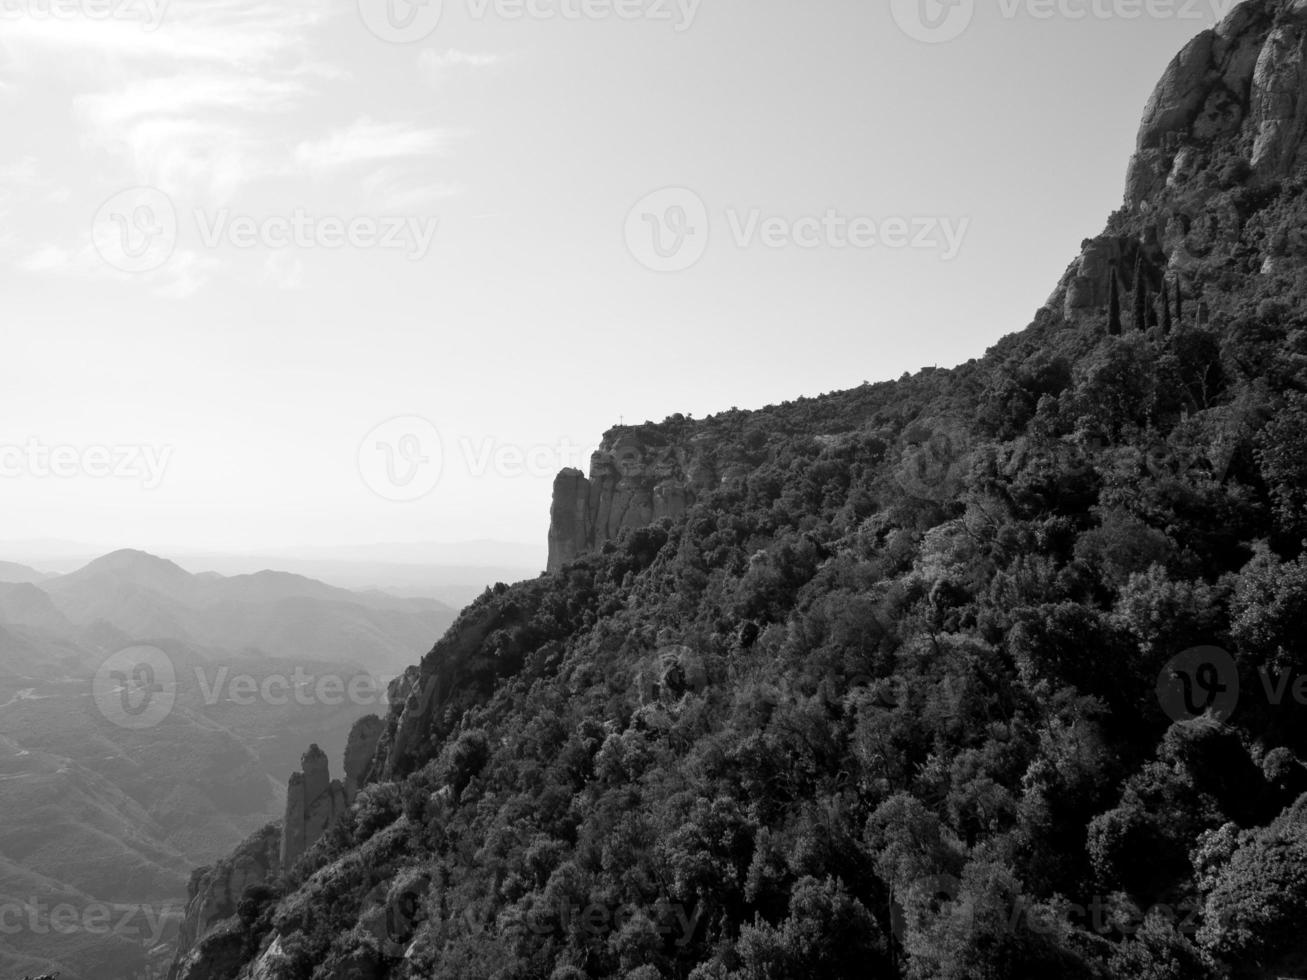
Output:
[{"xmin": 0, "ymin": 0, "xmax": 1250, "ymax": 566}]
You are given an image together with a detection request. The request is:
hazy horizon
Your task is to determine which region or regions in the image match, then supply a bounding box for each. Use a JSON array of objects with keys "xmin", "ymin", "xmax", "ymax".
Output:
[{"xmin": 2, "ymin": 0, "xmax": 1250, "ymax": 553}]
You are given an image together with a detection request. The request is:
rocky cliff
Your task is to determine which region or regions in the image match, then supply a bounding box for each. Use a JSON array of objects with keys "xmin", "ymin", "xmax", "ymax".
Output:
[
  {"xmin": 168, "ymin": 716, "xmax": 383, "ymax": 979},
  {"xmin": 167, "ymin": 825, "xmax": 280, "ymax": 980},
  {"xmin": 547, "ymin": 422, "xmax": 767, "ymax": 572},
  {"xmin": 1060, "ymin": 0, "xmax": 1307, "ymax": 320},
  {"xmin": 280, "ymin": 717, "xmax": 383, "ymax": 872},
  {"xmin": 552, "ymin": 0, "xmax": 1307, "ymax": 571}
]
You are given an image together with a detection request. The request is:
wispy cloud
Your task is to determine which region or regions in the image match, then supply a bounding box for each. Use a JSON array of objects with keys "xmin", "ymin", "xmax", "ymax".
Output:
[
  {"xmin": 419, "ymin": 48, "xmax": 506, "ymax": 84},
  {"xmin": 17, "ymin": 244, "xmax": 78, "ymax": 273},
  {"xmin": 294, "ymin": 119, "xmax": 459, "ymax": 174},
  {"xmin": 1, "ymin": 0, "xmax": 464, "ymax": 292},
  {"xmin": 362, "ymin": 165, "xmax": 462, "ymax": 212}
]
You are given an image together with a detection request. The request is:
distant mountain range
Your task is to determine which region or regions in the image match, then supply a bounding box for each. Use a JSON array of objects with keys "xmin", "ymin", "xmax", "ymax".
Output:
[
  {"xmin": 0, "ymin": 541, "xmax": 543, "ymax": 608},
  {"xmin": 0, "ymin": 549, "xmax": 462, "ymax": 979},
  {"xmin": 0, "ymin": 561, "xmax": 48, "ymax": 585}
]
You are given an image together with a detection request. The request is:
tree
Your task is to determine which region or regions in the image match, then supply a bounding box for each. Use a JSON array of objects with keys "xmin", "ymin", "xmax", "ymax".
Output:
[
  {"xmin": 731, "ymin": 877, "xmax": 888, "ymax": 979},
  {"xmin": 1173, "ymin": 277, "xmax": 1184, "ymax": 330},
  {"xmin": 1134, "ymin": 255, "xmax": 1149, "ymax": 332},
  {"xmin": 1108, "ymin": 267, "xmax": 1123, "ymax": 335},
  {"xmin": 1198, "ymin": 818, "xmax": 1307, "ymax": 977},
  {"xmin": 1160, "ymin": 279, "xmax": 1173, "ymax": 335}
]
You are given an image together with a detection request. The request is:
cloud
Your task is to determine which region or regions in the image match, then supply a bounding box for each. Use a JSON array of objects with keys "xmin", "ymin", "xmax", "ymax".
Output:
[
  {"xmin": 294, "ymin": 119, "xmax": 459, "ymax": 174},
  {"xmin": 361, "ymin": 165, "xmax": 462, "ymax": 212},
  {"xmin": 0, "ymin": 0, "xmax": 465, "ymax": 293},
  {"xmin": 418, "ymin": 48, "xmax": 506, "ymax": 83},
  {"xmin": 14, "ymin": 238, "xmax": 218, "ymax": 297},
  {"xmin": 17, "ymin": 244, "xmax": 79, "ymax": 273}
]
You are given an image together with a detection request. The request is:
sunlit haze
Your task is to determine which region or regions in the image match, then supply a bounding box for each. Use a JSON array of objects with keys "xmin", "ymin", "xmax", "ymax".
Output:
[{"xmin": 1, "ymin": 0, "xmax": 1245, "ymax": 565}]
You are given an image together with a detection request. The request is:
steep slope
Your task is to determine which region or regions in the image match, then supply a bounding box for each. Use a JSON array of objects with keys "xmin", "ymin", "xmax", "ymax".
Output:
[{"xmin": 168, "ymin": 3, "xmax": 1307, "ymax": 978}]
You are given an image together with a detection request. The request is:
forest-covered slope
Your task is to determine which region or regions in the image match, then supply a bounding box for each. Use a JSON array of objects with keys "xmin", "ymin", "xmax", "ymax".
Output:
[{"xmin": 169, "ymin": 2, "xmax": 1307, "ymax": 977}]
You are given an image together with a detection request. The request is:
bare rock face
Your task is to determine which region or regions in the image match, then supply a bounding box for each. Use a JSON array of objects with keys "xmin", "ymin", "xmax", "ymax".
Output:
[
  {"xmin": 1053, "ymin": 0, "xmax": 1307, "ymax": 321},
  {"xmin": 173, "ymin": 928, "xmax": 247, "ymax": 980},
  {"xmin": 547, "ymin": 426, "xmax": 748, "ymax": 571},
  {"xmin": 280, "ymin": 744, "xmax": 347, "ymax": 873},
  {"xmin": 374, "ymin": 603, "xmax": 506, "ymax": 780},
  {"xmin": 167, "ymin": 824, "xmax": 280, "ymax": 980},
  {"xmin": 1124, "ymin": 0, "xmax": 1307, "ymax": 207},
  {"xmin": 343, "ymin": 713, "xmax": 384, "ymax": 803}
]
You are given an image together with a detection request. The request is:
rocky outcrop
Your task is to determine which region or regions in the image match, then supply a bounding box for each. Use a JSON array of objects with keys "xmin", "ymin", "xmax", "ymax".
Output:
[
  {"xmin": 547, "ymin": 426, "xmax": 754, "ymax": 571},
  {"xmin": 1123, "ymin": 0, "xmax": 1307, "ymax": 207},
  {"xmin": 1056, "ymin": 0, "xmax": 1307, "ymax": 320},
  {"xmin": 280, "ymin": 744, "xmax": 347, "ymax": 872},
  {"xmin": 344, "ymin": 714, "xmax": 384, "ymax": 803},
  {"xmin": 167, "ymin": 823, "xmax": 281, "ymax": 980},
  {"xmin": 277, "ymin": 716, "xmax": 383, "ymax": 872},
  {"xmin": 372, "ymin": 599, "xmax": 520, "ymax": 780}
]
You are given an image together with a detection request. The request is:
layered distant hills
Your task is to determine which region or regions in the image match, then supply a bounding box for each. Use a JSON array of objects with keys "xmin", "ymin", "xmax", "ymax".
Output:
[{"xmin": 0, "ymin": 551, "xmax": 458, "ymax": 979}]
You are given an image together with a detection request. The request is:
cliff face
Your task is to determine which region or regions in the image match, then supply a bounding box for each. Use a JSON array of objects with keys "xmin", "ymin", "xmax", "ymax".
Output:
[
  {"xmin": 281, "ymin": 718, "xmax": 384, "ymax": 872},
  {"xmin": 167, "ymin": 825, "xmax": 280, "ymax": 980},
  {"xmin": 1060, "ymin": 0, "xmax": 1307, "ymax": 320},
  {"xmin": 168, "ymin": 717, "xmax": 383, "ymax": 979},
  {"xmin": 279, "ymin": 745, "xmax": 346, "ymax": 874},
  {"xmin": 547, "ymin": 425, "xmax": 759, "ymax": 572},
  {"xmin": 551, "ymin": 1, "xmax": 1307, "ymax": 571}
]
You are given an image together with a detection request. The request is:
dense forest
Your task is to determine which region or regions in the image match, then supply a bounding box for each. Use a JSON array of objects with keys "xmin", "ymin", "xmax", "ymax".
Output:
[{"xmin": 169, "ymin": 3, "xmax": 1307, "ymax": 978}]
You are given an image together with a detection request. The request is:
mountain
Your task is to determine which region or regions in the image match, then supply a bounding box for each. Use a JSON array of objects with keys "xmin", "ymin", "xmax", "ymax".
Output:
[
  {"xmin": 0, "ymin": 560, "xmax": 48, "ymax": 585},
  {"xmin": 38, "ymin": 550, "xmax": 458, "ymax": 675},
  {"xmin": 0, "ymin": 553, "xmax": 461, "ymax": 979},
  {"xmin": 168, "ymin": 4, "xmax": 1307, "ymax": 978}
]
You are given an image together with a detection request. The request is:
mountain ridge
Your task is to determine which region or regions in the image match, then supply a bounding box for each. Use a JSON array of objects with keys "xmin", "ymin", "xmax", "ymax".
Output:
[{"xmin": 167, "ymin": 3, "xmax": 1307, "ymax": 977}]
